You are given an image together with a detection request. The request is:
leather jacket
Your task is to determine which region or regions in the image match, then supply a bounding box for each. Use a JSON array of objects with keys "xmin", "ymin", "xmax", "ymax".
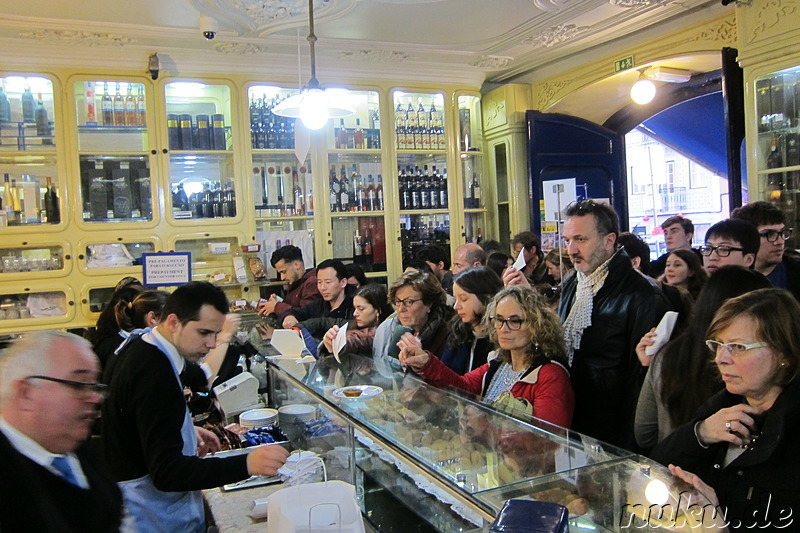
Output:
[{"xmin": 558, "ymin": 249, "xmax": 669, "ymax": 450}]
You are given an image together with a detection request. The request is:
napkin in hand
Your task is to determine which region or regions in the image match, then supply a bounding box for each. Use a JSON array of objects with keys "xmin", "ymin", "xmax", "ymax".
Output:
[
  {"xmin": 645, "ymin": 311, "xmax": 678, "ymax": 356},
  {"xmin": 332, "ymin": 322, "xmax": 348, "ymax": 363}
]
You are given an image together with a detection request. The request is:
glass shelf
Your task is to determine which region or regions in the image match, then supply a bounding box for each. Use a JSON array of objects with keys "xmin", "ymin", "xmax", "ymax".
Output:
[
  {"xmin": 74, "ymin": 80, "xmax": 149, "ymax": 152},
  {"xmin": 0, "ymin": 154, "xmax": 61, "ymax": 227},
  {"xmin": 0, "ymin": 76, "xmax": 56, "ymax": 153},
  {"xmin": 393, "ymin": 91, "xmax": 446, "ymax": 151}
]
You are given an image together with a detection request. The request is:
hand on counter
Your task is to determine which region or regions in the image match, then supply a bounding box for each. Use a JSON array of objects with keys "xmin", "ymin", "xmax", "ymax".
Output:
[
  {"xmin": 195, "ymin": 426, "xmax": 222, "ymax": 458},
  {"xmin": 246, "ymin": 444, "xmax": 291, "ymax": 477}
]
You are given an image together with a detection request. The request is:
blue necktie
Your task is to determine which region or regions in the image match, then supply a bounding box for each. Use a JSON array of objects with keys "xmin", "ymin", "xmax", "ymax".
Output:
[{"xmin": 51, "ymin": 455, "xmax": 79, "ymax": 486}]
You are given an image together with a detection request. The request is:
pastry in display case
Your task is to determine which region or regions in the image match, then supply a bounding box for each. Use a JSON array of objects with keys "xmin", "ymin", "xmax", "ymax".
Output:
[{"xmin": 261, "ymin": 351, "xmax": 726, "ymax": 533}]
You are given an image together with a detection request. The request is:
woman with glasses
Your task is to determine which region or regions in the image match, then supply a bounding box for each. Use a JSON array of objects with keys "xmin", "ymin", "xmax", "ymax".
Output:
[
  {"xmin": 635, "ymin": 266, "xmax": 770, "ymax": 450},
  {"xmin": 652, "ymin": 289, "xmax": 800, "ymax": 529},
  {"xmin": 373, "ymin": 270, "xmax": 455, "ymax": 374},
  {"xmin": 439, "ymin": 267, "xmax": 504, "ymax": 375},
  {"xmin": 399, "ymin": 285, "xmax": 574, "ymax": 427}
]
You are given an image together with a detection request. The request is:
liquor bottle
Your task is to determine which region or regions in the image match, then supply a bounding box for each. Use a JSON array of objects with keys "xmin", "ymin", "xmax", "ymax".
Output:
[
  {"xmin": 437, "ymin": 123, "xmax": 447, "ymax": 150},
  {"xmin": 101, "ymin": 83, "xmax": 114, "ymax": 126},
  {"xmin": 329, "ymin": 165, "xmax": 340, "ymax": 213},
  {"xmin": 786, "ymin": 133, "xmax": 800, "ymax": 167},
  {"xmin": 200, "ymin": 183, "xmax": 214, "ymax": 218},
  {"xmin": 429, "ymin": 101, "xmax": 439, "ymax": 128},
  {"xmin": 249, "ymin": 96, "xmax": 260, "ymax": 132},
  {"xmin": 21, "ymin": 83, "xmax": 35, "ymax": 123},
  {"xmin": 0, "ymin": 81, "xmax": 10, "ymax": 122},
  {"xmin": 3, "ymin": 174, "xmax": 18, "ymax": 225},
  {"xmin": 339, "ymin": 165, "xmax": 350, "ymax": 212},
  {"xmin": 212, "ymin": 182, "xmax": 224, "ymax": 218},
  {"xmin": 304, "ymin": 167, "xmax": 314, "ymax": 214},
  {"xmin": 469, "ymin": 173, "xmax": 482, "ymax": 208},
  {"xmin": 420, "ymin": 165, "xmax": 431, "ymax": 209},
  {"xmin": 292, "ymin": 169, "xmax": 304, "ymax": 216},
  {"xmin": 398, "ymin": 167, "xmax": 408, "ymax": 210},
  {"xmin": 365, "ymin": 174, "xmax": 376, "ymax": 211},
  {"xmin": 376, "ymin": 174, "xmax": 385, "ymax": 211},
  {"xmin": 394, "ymin": 101, "xmax": 405, "ymax": 129},
  {"xmin": 350, "ymin": 164, "xmax": 362, "ymax": 211},
  {"xmin": 179, "ymin": 114, "xmax": 193, "ymax": 150},
  {"xmin": 135, "ymin": 87, "xmax": 146, "ymax": 126},
  {"xmin": 411, "ymin": 167, "xmax": 421, "ymax": 209},
  {"xmin": 417, "ymin": 98, "xmax": 428, "ymax": 129},
  {"xmin": 354, "ymin": 119, "xmax": 364, "ymax": 149},
  {"xmin": 211, "ymin": 114, "xmax": 226, "ymax": 150},
  {"xmin": 277, "ymin": 119, "xmax": 289, "ymax": 149},
  {"xmin": 113, "ymin": 83, "xmax": 125, "ymax": 126},
  {"xmin": 396, "ymin": 123, "xmax": 407, "ymax": 150},
  {"xmin": 125, "ymin": 85, "xmax": 137, "ymax": 126},
  {"xmin": 406, "ymin": 101, "xmax": 417, "ymax": 129},
  {"xmin": 84, "ymin": 82, "xmax": 97, "ymax": 125},
  {"xmin": 43, "ymin": 176, "xmax": 60, "ymax": 224},
  {"xmin": 167, "ymin": 114, "xmax": 181, "ymax": 150},
  {"xmin": 336, "ymin": 119, "xmax": 347, "ymax": 149},
  {"xmin": 34, "ymin": 93, "xmax": 50, "ymax": 138},
  {"xmin": 429, "ymin": 168, "xmax": 439, "ymax": 209},
  {"xmin": 353, "ymin": 231, "xmax": 363, "ymax": 263},
  {"xmin": 196, "ymin": 114, "xmax": 211, "ymax": 150},
  {"xmin": 223, "ymin": 181, "xmax": 237, "ymax": 217},
  {"xmin": 436, "ymin": 166, "xmax": 448, "ymax": 208},
  {"xmin": 767, "ymin": 135, "xmax": 783, "ymax": 169},
  {"xmin": 408, "ymin": 124, "xmax": 419, "ymax": 150},
  {"xmin": 266, "ymin": 121, "xmax": 277, "ymax": 149}
]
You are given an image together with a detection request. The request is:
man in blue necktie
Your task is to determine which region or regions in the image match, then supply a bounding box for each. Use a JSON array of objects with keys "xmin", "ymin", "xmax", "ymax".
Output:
[{"xmin": 0, "ymin": 331, "xmax": 122, "ymax": 532}]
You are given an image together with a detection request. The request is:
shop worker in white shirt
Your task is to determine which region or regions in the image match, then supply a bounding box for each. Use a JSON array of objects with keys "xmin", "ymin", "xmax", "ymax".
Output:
[
  {"xmin": 102, "ymin": 281, "xmax": 289, "ymax": 533},
  {"xmin": 0, "ymin": 331, "xmax": 123, "ymax": 532}
]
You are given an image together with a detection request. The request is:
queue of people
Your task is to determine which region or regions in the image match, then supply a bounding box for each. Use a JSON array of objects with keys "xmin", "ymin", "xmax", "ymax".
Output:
[{"xmin": 2, "ymin": 196, "xmax": 800, "ymax": 532}]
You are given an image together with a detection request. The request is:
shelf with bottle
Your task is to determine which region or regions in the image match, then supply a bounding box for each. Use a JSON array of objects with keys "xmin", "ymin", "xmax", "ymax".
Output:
[
  {"xmin": 166, "ymin": 82, "xmax": 233, "ymax": 152},
  {"xmin": 0, "ymin": 242, "xmax": 67, "ymax": 277},
  {"xmin": 252, "ymin": 157, "xmax": 314, "ymax": 218},
  {"xmin": 170, "ymin": 153, "xmax": 238, "ymax": 221},
  {"xmin": 332, "ymin": 215, "xmax": 387, "ymax": 273},
  {"xmin": 461, "ymin": 152, "xmax": 484, "ymax": 210},
  {"xmin": 327, "ymin": 156, "xmax": 385, "ymax": 214},
  {"xmin": 73, "ymin": 80, "xmax": 149, "ymax": 152},
  {"xmin": 248, "ymin": 85, "xmax": 302, "ymax": 151},
  {"xmin": 0, "ymin": 76, "xmax": 56, "ymax": 152},
  {"xmin": 397, "ymin": 161, "xmax": 449, "ymax": 212},
  {"xmin": 1, "ymin": 155, "xmax": 62, "ymax": 227},
  {"xmin": 79, "ymin": 154, "xmax": 153, "ymax": 223},
  {"xmin": 324, "ymin": 90, "xmax": 381, "ymax": 151},
  {"xmin": 393, "ymin": 91, "xmax": 446, "ymax": 152},
  {"xmin": 399, "ymin": 213, "xmax": 451, "ymax": 267}
]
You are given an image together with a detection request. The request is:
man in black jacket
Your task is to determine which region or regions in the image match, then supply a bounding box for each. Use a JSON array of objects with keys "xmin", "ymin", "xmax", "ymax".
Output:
[
  {"xmin": 102, "ymin": 282, "xmax": 289, "ymax": 533},
  {"xmin": 281, "ymin": 259, "xmax": 355, "ymax": 329},
  {"xmin": 559, "ymin": 199, "xmax": 668, "ymax": 450},
  {"xmin": 0, "ymin": 331, "xmax": 122, "ymax": 532}
]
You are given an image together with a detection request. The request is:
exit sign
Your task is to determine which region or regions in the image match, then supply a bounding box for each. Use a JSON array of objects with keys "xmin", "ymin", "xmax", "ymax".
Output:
[{"xmin": 614, "ymin": 56, "xmax": 634, "ymax": 72}]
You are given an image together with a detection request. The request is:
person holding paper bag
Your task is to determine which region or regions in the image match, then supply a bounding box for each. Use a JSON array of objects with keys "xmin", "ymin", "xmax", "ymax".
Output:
[{"xmin": 634, "ymin": 266, "xmax": 771, "ymax": 449}]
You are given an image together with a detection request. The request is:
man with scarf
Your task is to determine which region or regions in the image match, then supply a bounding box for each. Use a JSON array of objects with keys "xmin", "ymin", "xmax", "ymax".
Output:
[{"xmin": 558, "ymin": 199, "xmax": 668, "ymax": 450}]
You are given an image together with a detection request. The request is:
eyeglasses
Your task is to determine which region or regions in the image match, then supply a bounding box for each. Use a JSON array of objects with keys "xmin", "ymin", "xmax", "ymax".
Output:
[
  {"xmin": 489, "ymin": 316, "xmax": 525, "ymax": 331},
  {"xmin": 705, "ymin": 340, "xmax": 769, "ymax": 357},
  {"xmin": 698, "ymin": 244, "xmax": 745, "ymax": 257},
  {"xmin": 26, "ymin": 376, "xmax": 108, "ymax": 399},
  {"xmin": 759, "ymin": 228, "xmax": 792, "ymax": 242},
  {"xmin": 392, "ymin": 297, "xmax": 422, "ymax": 308}
]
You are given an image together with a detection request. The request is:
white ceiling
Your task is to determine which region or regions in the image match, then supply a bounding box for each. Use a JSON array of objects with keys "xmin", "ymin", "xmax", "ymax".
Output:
[{"xmin": 0, "ymin": 0, "xmax": 726, "ymax": 88}]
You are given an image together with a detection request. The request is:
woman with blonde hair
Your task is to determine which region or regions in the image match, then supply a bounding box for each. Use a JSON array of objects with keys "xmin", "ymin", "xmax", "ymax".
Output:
[{"xmin": 400, "ymin": 285, "xmax": 574, "ymax": 427}]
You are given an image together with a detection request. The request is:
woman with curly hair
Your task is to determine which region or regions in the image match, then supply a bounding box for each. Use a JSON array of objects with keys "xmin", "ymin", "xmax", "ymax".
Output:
[
  {"xmin": 400, "ymin": 285, "xmax": 574, "ymax": 427},
  {"xmin": 440, "ymin": 267, "xmax": 503, "ymax": 374}
]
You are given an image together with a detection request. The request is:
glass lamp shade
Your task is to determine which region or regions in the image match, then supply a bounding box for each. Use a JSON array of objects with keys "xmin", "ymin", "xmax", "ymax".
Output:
[
  {"xmin": 630, "ymin": 79, "xmax": 656, "ymax": 105},
  {"xmin": 272, "ymin": 87, "xmax": 354, "ymax": 130}
]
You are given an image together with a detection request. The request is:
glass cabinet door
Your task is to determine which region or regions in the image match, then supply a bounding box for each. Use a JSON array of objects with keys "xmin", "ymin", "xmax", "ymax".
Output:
[
  {"xmin": 78, "ymin": 154, "xmax": 152, "ymax": 222},
  {"xmin": 754, "ymin": 67, "xmax": 800, "ymax": 233},
  {"xmin": 0, "ymin": 76, "xmax": 55, "ymax": 152},
  {"xmin": 0, "ymin": 243, "xmax": 66, "ymax": 276},
  {"xmin": 74, "ymin": 80, "xmax": 149, "ymax": 152},
  {"xmin": 165, "ymin": 81, "xmax": 237, "ymax": 221},
  {"xmin": 459, "ymin": 94, "xmax": 486, "ymax": 244},
  {"xmin": 1, "ymin": 154, "xmax": 61, "ymax": 227},
  {"xmin": 393, "ymin": 91, "xmax": 446, "ymax": 152}
]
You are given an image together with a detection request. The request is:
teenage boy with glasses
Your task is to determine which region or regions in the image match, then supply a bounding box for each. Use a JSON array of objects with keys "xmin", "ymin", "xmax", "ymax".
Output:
[
  {"xmin": 700, "ymin": 218, "xmax": 759, "ymax": 276},
  {"xmin": 731, "ymin": 201, "xmax": 800, "ymax": 299}
]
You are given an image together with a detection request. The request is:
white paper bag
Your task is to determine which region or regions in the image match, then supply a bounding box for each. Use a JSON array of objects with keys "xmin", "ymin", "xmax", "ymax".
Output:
[{"xmin": 266, "ymin": 480, "xmax": 365, "ymax": 533}]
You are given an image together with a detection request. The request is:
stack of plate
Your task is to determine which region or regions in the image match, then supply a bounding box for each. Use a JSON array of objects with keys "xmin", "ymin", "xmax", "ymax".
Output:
[
  {"xmin": 278, "ymin": 404, "xmax": 316, "ymax": 425},
  {"xmin": 239, "ymin": 408, "xmax": 278, "ymax": 429}
]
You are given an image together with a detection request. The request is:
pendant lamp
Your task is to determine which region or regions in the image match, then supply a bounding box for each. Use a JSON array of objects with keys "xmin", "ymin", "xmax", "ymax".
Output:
[{"xmin": 272, "ymin": 0, "xmax": 353, "ymax": 130}]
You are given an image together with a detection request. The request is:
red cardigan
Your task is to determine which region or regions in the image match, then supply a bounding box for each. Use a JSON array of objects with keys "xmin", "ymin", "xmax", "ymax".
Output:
[
  {"xmin": 417, "ymin": 351, "xmax": 574, "ymax": 428},
  {"xmin": 273, "ymin": 268, "xmax": 321, "ymax": 316}
]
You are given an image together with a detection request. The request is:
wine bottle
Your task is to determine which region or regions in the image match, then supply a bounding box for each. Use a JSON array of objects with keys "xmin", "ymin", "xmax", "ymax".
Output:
[
  {"xmin": 222, "ymin": 181, "xmax": 237, "ymax": 218},
  {"xmin": 0, "ymin": 81, "xmax": 10, "ymax": 122},
  {"xmin": 329, "ymin": 165, "xmax": 340, "ymax": 213},
  {"xmin": 135, "ymin": 87, "xmax": 146, "ymax": 126},
  {"xmin": 429, "ymin": 167, "xmax": 439, "ymax": 209},
  {"xmin": 125, "ymin": 85, "xmax": 137, "ymax": 126},
  {"xmin": 411, "ymin": 167, "xmax": 421, "ymax": 209},
  {"xmin": 43, "ymin": 176, "xmax": 60, "ymax": 224},
  {"xmin": 201, "ymin": 183, "xmax": 214, "ymax": 218},
  {"xmin": 21, "ymin": 83, "xmax": 35, "ymax": 123},
  {"xmin": 350, "ymin": 164, "xmax": 362, "ymax": 211},
  {"xmin": 266, "ymin": 121, "xmax": 277, "ymax": 149},
  {"xmin": 292, "ymin": 169, "xmax": 304, "ymax": 216},
  {"xmin": 84, "ymin": 82, "xmax": 97, "ymax": 125},
  {"xmin": 303, "ymin": 166, "xmax": 314, "ymax": 214},
  {"xmin": 767, "ymin": 136, "xmax": 784, "ymax": 169},
  {"xmin": 376, "ymin": 174, "xmax": 385, "ymax": 211},
  {"xmin": 420, "ymin": 165, "xmax": 431, "ymax": 209},
  {"xmin": 394, "ymin": 102, "xmax": 405, "ymax": 129},
  {"xmin": 34, "ymin": 93, "xmax": 50, "ymax": 138},
  {"xmin": 249, "ymin": 96, "xmax": 260, "ymax": 131},
  {"xmin": 437, "ymin": 166, "xmax": 448, "ymax": 208},
  {"xmin": 365, "ymin": 174, "xmax": 376, "ymax": 211},
  {"xmin": 469, "ymin": 173, "xmax": 481, "ymax": 208},
  {"xmin": 339, "ymin": 165, "xmax": 350, "ymax": 212},
  {"xmin": 113, "ymin": 83, "xmax": 125, "ymax": 126},
  {"xmin": 353, "ymin": 231, "xmax": 363, "ymax": 263},
  {"xmin": 100, "ymin": 83, "xmax": 113, "ymax": 126},
  {"xmin": 354, "ymin": 118, "xmax": 364, "ymax": 149},
  {"xmin": 398, "ymin": 167, "xmax": 408, "ymax": 210},
  {"xmin": 336, "ymin": 119, "xmax": 347, "ymax": 149}
]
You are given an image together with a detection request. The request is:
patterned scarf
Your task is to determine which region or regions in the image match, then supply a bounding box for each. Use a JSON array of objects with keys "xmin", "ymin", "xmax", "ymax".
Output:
[{"xmin": 563, "ymin": 250, "xmax": 616, "ymax": 365}]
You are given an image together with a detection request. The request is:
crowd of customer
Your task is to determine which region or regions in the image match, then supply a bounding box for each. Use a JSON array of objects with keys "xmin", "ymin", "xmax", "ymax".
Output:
[{"xmin": 2, "ymin": 197, "xmax": 799, "ymax": 531}]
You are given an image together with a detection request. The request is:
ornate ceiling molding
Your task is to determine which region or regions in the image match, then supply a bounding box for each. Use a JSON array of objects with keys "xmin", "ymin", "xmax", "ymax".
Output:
[
  {"xmin": 529, "ymin": 0, "xmax": 572, "ymax": 11},
  {"xmin": 523, "ymin": 24, "xmax": 590, "ymax": 48},
  {"xmin": 610, "ymin": 0, "xmax": 669, "ymax": 7},
  {"xmin": 213, "ymin": 42, "xmax": 265, "ymax": 54},
  {"xmin": 338, "ymin": 50, "xmax": 413, "ymax": 62},
  {"xmin": 17, "ymin": 29, "xmax": 136, "ymax": 46},
  {"xmin": 470, "ymin": 56, "xmax": 513, "ymax": 69}
]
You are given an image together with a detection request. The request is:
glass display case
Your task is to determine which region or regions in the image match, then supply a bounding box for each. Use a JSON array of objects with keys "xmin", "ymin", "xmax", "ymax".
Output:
[
  {"xmin": 264, "ymin": 352, "xmax": 720, "ymax": 533},
  {"xmin": 0, "ymin": 76, "xmax": 56, "ymax": 152},
  {"xmin": 753, "ymin": 66, "xmax": 800, "ymax": 233},
  {"xmin": 0, "ymin": 286, "xmax": 72, "ymax": 323}
]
